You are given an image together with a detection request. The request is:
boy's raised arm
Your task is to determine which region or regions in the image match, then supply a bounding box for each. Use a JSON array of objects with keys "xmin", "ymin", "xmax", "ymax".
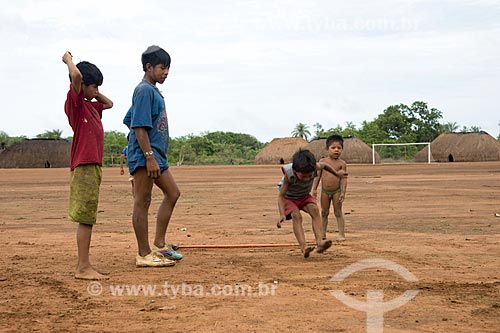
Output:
[
  {"xmin": 62, "ymin": 51, "xmax": 82, "ymax": 94},
  {"xmin": 95, "ymin": 92, "xmax": 113, "ymax": 110},
  {"xmin": 317, "ymin": 162, "xmax": 348, "ymax": 178}
]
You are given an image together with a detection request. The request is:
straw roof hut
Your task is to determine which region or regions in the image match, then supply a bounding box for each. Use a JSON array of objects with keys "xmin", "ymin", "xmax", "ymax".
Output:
[
  {"xmin": 0, "ymin": 138, "xmax": 71, "ymax": 168},
  {"xmin": 415, "ymin": 132, "xmax": 500, "ymax": 162},
  {"xmin": 254, "ymin": 137, "xmax": 308, "ymax": 164},
  {"xmin": 305, "ymin": 137, "xmax": 380, "ymax": 164}
]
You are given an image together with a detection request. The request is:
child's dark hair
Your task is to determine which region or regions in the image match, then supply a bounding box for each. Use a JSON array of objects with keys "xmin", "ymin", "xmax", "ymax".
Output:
[
  {"xmin": 326, "ymin": 134, "xmax": 344, "ymax": 148},
  {"xmin": 292, "ymin": 149, "xmax": 316, "ymax": 173},
  {"xmin": 75, "ymin": 61, "xmax": 103, "ymax": 86},
  {"xmin": 142, "ymin": 45, "xmax": 171, "ymax": 72}
]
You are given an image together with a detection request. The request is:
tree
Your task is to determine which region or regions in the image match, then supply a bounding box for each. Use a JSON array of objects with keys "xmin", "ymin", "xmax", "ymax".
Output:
[
  {"xmin": 408, "ymin": 101, "xmax": 443, "ymax": 142},
  {"xmin": 103, "ymin": 131, "xmax": 128, "ymax": 165},
  {"xmin": 313, "ymin": 123, "xmax": 324, "ymax": 139},
  {"xmin": 291, "ymin": 123, "xmax": 311, "ymax": 141},
  {"xmin": 342, "ymin": 121, "xmax": 358, "ymax": 138},
  {"xmin": 371, "ymin": 101, "xmax": 443, "ymax": 143},
  {"xmin": 36, "ymin": 129, "xmax": 63, "ymax": 139},
  {"xmin": 0, "ymin": 131, "xmax": 26, "ymax": 148},
  {"xmin": 441, "ymin": 121, "xmax": 459, "ymax": 133},
  {"xmin": 357, "ymin": 120, "xmax": 390, "ymax": 145}
]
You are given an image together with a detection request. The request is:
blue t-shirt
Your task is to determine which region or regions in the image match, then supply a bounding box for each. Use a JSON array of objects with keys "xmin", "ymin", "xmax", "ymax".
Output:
[{"xmin": 123, "ymin": 81, "xmax": 170, "ymax": 174}]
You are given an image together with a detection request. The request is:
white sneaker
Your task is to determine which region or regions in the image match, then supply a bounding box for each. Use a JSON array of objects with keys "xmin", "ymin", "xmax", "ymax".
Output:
[{"xmin": 136, "ymin": 252, "xmax": 176, "ymax": 267}]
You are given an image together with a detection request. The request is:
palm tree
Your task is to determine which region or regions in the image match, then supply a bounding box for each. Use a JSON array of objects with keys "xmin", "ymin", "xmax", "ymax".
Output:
[
  {"xmin": 441, "ymin": 121, "xmax": 459, "ymax": 133},
  {"xmin": 291, "ymin": 123, "xmax": 311, "ymax": 141},
  {"xmin": 37, "ymin": 129, "xmax": 63, "ymax": 139}
]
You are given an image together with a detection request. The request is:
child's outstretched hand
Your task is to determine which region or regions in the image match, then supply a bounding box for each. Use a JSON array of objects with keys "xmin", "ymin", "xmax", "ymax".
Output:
[
  {"xmin": 337, "ymin": 169, "xmax": 348, "ymax": 178},
  {"xmin": 277, "ymin": 216, "xmax": 285, "ymax": 228}
]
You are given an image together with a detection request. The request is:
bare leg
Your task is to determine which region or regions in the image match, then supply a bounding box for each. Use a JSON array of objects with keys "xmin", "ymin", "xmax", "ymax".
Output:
[
  {"xmin": 333, "ymin": 193, "xmax": 345, "ymax": 241},
  {"xmin": 291, "ymin": 210, "xmax": 315, "ymax": 258},
  {"xmin": 153, "ymin": 169, "xmax": 180, "ymax": 248},
  {"xmin": 75, "ymin": 223, "xmax": 107, "ymax": 280},
  {"xmin": 320, "ymin": 192, "xmax": 331, "ymax": 240},
  {"xmin": 304, "ymin": 203, "xmax": 332, "ymax": 253},
  {"xmin": 132, "ymin": 168, "xmax": 154, "ymax": 257}
]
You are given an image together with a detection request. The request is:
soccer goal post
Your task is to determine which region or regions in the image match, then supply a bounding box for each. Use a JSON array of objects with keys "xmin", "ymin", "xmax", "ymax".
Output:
[{"xmin": 372, "ymin": 142, "xmax": 431, "ymax": 165}]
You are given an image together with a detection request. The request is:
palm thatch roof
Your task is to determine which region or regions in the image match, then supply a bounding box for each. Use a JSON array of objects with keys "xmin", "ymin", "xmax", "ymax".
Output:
[
  {"xmin": 254, "ymin": 137, "xmax": 308, "ymax": 164},
  {"xmin": 415, "ymin": 132, "xmax": 500, "ymax": 162},
  {"xmin": 305, "ymin": 137, "xmax": 380, "ymax": 164},
  {"xmin": 0, "ymin": 139, "xmax": 71, "ymax": 168}
]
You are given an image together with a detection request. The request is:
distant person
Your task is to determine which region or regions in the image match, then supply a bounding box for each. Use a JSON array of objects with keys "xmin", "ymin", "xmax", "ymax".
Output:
[
  {"xmin": 123, "ymin": 45, "xmax": 182, "ymax": 267},
  {"xmin": 277, "ymin": 149, "xmax": 347, "ymax": 258},
  {"xmin": 62, "ymin": 51, "xmax": 113, "ymax": 280},
  {"xmin": 312, "ymin": 135, "xmax": 348, "ymax": 241},
  {"xmin": 120, "ymin": 146, "xmax": 135, "ymax": 195}
]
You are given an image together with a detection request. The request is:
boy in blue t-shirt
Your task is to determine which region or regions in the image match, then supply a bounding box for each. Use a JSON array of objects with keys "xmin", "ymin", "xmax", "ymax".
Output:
[{"xmin": 123, "ymin": 45, "xmax": 182, "ymax": 267}]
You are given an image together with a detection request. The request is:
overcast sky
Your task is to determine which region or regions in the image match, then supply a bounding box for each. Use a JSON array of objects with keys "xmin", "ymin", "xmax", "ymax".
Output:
[{"xmin": 1, "ymin": 0, "xmax": 499, "ymax": 143}]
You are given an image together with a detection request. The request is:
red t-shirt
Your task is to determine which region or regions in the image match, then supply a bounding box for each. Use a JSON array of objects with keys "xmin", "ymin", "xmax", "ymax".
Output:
[{"xmin": 64, "ymin": 84, "xmax": 104, "ymax": 170}]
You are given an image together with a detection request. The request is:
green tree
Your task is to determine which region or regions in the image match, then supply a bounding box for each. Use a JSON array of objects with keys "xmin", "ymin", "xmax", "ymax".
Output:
[
  {"xmin": 291, "ymin": 123, "xmax": 311, "ymax": 141},
  {"xmin": 469, "ymin": 126, "xmax": 481, "ymax": 133},
  {"xmin": 0, "ymin": 131, "xmax": 26, "ymax": 148},
  {"xmin": 408, "ymin": 101, "xmax": 443, "ymax": 142},
  {"xmin": 103, "ymin": 131, "xmax": 128, "ymax": 165},
  {"xmin": 371, "ymin": 101, "xmax": 443, "ymax": 143},
  {"xmin": 313, "ymin": 123, "xmax": 324, "ymax": 139},
  {"xmin": 441, "ymin": 121, "xmax": 459, "ymax": 133},
  {"xmin": 36, "ymin": 129, "xmax": 63, "ymax": 139},
  {"xmin": 357, "ymin": 121, "xmax": 390, "ymax": 145},
  {"xmin": 343, "ymin": 121, "xmax": 358, "ymax": 138}
]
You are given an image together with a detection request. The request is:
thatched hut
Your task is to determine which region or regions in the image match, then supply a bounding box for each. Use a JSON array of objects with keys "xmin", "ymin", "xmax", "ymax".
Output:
[
  {"xmin": 0, "ymin": 139, "xmax": 71, "ymax": 168},
  {"xmin": 254, "ymin": 137, "xmax": 308, "ymax": 164},
  {"xmin": 305, "ymin": 137, "xmax": 380, "ymax": 164},
  {"xmin": 415, "ymin": 132, "xmax": 500, "ymax": 162}
]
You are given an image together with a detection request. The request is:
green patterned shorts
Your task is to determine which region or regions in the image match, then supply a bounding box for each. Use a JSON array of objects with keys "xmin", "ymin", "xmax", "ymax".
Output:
[{"xmin": 69, "ymin": 164, "xmax": 102, "ymax": 225}]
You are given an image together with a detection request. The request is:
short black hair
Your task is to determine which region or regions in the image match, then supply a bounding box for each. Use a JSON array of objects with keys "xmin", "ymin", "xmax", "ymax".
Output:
[
  {"xmin": 141, "ymin": 45, "xmax": 171, "ymax": 72},
  {"xmin": 75, "ymin": 61, "xmax": 103, "ymax": 86},
  {"xmin": 292, "ymin": 149, "xmax": 316, "ymax": 173},
  {"xmin": 326, "ymin": 134, "xmax": 344, "ymax": 148}
]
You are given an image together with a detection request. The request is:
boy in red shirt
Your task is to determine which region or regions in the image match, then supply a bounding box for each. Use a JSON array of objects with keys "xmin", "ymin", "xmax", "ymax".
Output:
[{"xmin": 62, "ymin": 51, "xmax": 113, "ymax": 280}]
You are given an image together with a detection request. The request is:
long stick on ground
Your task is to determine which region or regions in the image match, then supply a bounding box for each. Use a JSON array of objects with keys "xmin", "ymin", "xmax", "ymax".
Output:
[{"xmin": 179, "ymin": 243, "xmax": 297, "ymax": 249}]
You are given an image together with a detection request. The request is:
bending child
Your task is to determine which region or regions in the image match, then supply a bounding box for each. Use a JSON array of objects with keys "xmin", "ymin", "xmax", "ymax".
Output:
[
  {"xmin": 277, "ymin": 149, "xmax": 347, "ymax": 258},
  {"xmin": 312, "ymin": 134, "xmax": 348, "ymax": 241}
]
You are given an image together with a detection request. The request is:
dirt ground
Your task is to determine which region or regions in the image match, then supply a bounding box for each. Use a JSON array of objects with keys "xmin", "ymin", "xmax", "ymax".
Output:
[{"xmin": 1, "ymin": 162, "xmax": 499, "ymax": 332}]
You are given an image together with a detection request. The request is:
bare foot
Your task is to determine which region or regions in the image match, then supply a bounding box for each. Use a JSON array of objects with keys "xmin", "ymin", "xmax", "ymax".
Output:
[
  {"xmin": 317, "ymin": 239, "xmax": 332, "ymax": 253},
  {"xmin": 337, "ymin": 236, "xmax": 346, "ymax": 242},
  {"xmin": 303, "ymin": 246, "xmax": 315, "ymax": 258},
  {"xmin": 75, "ymin": 267, "xmax": 109, "ymax": 280}
]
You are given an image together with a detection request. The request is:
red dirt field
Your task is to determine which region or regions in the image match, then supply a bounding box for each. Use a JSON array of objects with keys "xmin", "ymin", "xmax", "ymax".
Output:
[{"xmin": 1, "ymin": 162, "xmax": 499, "ymax": 332}]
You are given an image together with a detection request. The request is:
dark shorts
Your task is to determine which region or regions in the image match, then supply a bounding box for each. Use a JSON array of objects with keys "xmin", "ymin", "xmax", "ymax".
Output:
[
  {"xmin": 69, "ymin": 164, "xmax": 102, "ymax": 225},
  {"xmin": 284, "ymin": 194, "xmax": 317, "ymax": 220}
]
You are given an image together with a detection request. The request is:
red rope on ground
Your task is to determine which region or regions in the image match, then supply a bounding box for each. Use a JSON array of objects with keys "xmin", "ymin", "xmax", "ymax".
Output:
[{"xmin": 179, "ymin": 243, "xmax": 297, "ymax": 249}]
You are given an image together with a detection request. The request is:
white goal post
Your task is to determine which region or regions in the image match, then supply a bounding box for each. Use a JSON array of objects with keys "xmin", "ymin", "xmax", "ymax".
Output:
[{"xmin": 372, "ymin": 142, "xmax": 431, "ymax": 165}]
